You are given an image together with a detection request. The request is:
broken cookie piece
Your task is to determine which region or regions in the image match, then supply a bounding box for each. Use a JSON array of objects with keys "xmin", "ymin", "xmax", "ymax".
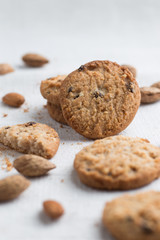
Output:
[{"xmin": 0, "ymin": 122, "xmax": 60, "ymax": 159}]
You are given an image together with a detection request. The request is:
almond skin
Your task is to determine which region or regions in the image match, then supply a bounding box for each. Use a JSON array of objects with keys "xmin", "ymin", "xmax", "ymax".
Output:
[
  {"xmin": 2, "ymin": 92, "xmax": 25, "ymax": 107},
  {"xmin": 22, "ymin": 53, "xmax": 49, "ymax": 67},
  {"xmin": 0, "ymin": 175, "xmax": 30, "ymax": 202},
  {"xmin": 140, "ymin": 87, "xmax": 160, "ymax": 103},
  {"xmin": 0, "ymin": 64, "xmax": 14, "ymax": 75},
  {"xmin": 43, "ymin": 200, "xmax": 64, "ymax": 219},
  {"xmin": 13, "ymin": 154, "xmax": 56, "ymax": 177},
  {"xmin": 151, "ymin": 81, "xmax": 160, "ymax": 89}
]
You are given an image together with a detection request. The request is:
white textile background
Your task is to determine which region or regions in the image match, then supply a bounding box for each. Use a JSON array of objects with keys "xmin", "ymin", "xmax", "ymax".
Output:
[{"xmin": 0, "ymin": 0, "xmax": 160, "ymax": 239}]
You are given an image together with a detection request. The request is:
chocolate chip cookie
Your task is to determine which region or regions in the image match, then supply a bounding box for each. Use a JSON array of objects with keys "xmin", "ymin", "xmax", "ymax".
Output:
[
  {"xmin": 103, "ymin": 191, "xmax": 160, "ymax": 240},
  {"xmin": 60, "ymin": 60, "xmax": 140, "ymax": 139},
  {"xmin": 47, "ymin": 101, "xmax": 67, "ymax": 125},
  {"xmin": 74, "ymin": 135, "xmax": 160, "ymax": 190},
  {"xmin": 40, "ymin": 75, "xmax": 66, "ymax": 105}
]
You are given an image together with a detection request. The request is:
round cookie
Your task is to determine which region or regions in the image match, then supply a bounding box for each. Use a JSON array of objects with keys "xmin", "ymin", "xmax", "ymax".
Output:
[
  {"xmin": 47, "ymin": 102, "xmax": 67, "ymax": 125},
  {"xmin": 40, "ymin": 75, "xmax": 67, "ymax": 105},
  {"xmin": 103, "ymin": 191, "xmax": 160, "ymax": 240},
  {"xmin": 60, "ymin": 60, "xmax": 140, "ymax": 139},
  {"xmin": 74, "ymin": 135, "xmax": 160, "ymax": 190}
]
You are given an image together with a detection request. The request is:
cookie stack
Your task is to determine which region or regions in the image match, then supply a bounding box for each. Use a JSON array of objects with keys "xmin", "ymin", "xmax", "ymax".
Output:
[
  {"xmin": 40, "ymin": 75, "xmax": 67, "ymax": 125},
  {"xmin": 41, "ymin": 60, "xmax": 140, "ymax": 139}
]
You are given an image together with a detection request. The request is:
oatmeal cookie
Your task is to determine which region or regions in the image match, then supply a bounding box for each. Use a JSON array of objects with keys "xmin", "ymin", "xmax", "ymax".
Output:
[
  {"xmin": 40, "ymin": 75, "xmax": 66, "ymax": 105},
  {"xmin": 60, "ymin": 60, "xmax": 140, "ymax": 139},
  {"xmin": 0, "ymin": 122, "xmax": 60, "ymax": 159},
  {"xmin": 103, "ymin": 191, "xmax": 160, "ymax": 240},
  {"xmin": 47, "ymin": 102, "xmax": 67, "ymax": 125},
  {"xmin": 74, "ymin": 135, "xmax": 160, "ymax": 190}
]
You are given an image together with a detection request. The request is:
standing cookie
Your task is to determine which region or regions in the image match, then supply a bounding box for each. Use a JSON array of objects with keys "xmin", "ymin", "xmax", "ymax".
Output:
[
  {"xmin": 40, "ymin": 75, "xmax": 66, "ymax": 105},
  {"xmin": 74, "ymin": 136, "xmax": 160, "ymax": 190},
  {"xmin": 60, "ymin": 60, "xmax": 140, "ymax": 139},
  {"xmin": 103, "ymin": 191, "xmax": 160, "ymax": 240},
  {"xmin": 47, "ymin": 102, "xmax": 67, "ymax": 125}
]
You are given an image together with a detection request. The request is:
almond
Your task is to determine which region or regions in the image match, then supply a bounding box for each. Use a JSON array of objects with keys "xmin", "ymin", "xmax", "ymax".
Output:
[
  {"xmin": 2, "ymin": 92, "xmax": 25, "ymax": 107},
  {"xmin": 121, "ymin": 64, "xmax": 136, "ymax": 78},
  {"xmin": 13, "ymin": 154, "xmax": 56, "ymax": 177},
  {"xmin": 0, "ymin": 64, "xmax": 14, "ymax": 75},
  {"xmin": 140, "ymin": 87, "xmax": 160, "ymax": 103},
  {"xmin": 22, "ymin": 53, "xmax": 49, "ymax": 67},
  {"xmin": 0, "ymin": 175, "xmax": 30, "ymax": 202},
  {"xmin": 151, "ymin": 81, "xmax": 160, "ymax": 89},
  {"xmin": 43, "ymin": 200, "xmax": 64, "ymax": 219}
]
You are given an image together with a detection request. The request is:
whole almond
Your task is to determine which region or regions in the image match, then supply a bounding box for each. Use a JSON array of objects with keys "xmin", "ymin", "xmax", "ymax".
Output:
[
  {"xmin": 13, "ymin": 154, "xmax": 56, "ymax": 177},
  {"xmin": 0, "ymin": 175, "xmax": 30, "ymax": 202},
  {"xmin": 22, "ymin": 53, "xmax": 49, "ymax": 67},
  {"xmin": 140, "ymin": 87, "xmax": 160, "ymax": 103},
  {"xmin": 43, "ymin": 200, "xmax": 64, "ymax": 219},
  {"xmin": 2, "ymin": 92, "xmax": 25, "ymax": 107},
  {"xmin": 151, "ymin": 81, "xmax": 160, "ymax": 89},
  {"xmin": 121, "ymin": 64, "xmax": 136, "ymax": 78},
  {"xmin": 0, "ymin": 64, "xmax": 14, "ymax": 75}
]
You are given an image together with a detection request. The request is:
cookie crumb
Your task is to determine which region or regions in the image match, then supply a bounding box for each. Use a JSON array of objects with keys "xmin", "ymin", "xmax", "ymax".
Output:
[
  {"xmin": 77, "ymin": 142, "xmax": 83, "ymax": 145},
  {"xmin": 61, "ymin": 179, "xmax": 64, "ymax": 183},
  {"xmin": 1, "ymin": 157, "xmax": 13, "ymax": 171},
  {"xmin": 3, "ymin": 113, "xmax": 8, "ymax": 118},
  {"xmin": 24, "ymin": 108, "xmax": 29, "ymax": 113},
  {"xmin": 43, "ymin": 104, "xmax": 47, "ymax": 108}
]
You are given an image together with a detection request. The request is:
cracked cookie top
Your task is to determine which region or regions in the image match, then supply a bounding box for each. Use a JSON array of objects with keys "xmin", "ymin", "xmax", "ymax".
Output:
[
  {"xmin": 60, "ymin": 60, "xmax": 140, "ymax": 139},
  {"xmin": 74, "ymin": 135, "xmax": 160, "ymax": 190},
  {"xmin": 103, "ymin": 191, "xmax": 160, "ymax": 240}
]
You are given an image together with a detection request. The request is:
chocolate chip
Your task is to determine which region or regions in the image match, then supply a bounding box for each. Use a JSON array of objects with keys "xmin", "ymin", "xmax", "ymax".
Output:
[
  {"xmin": 107, "ymin": 172, "xmax": 112, "ymax": 176},
  {"xmin": 93, "ymin": 91, "xmax": 104, "ymax": 98},
  {"xmin": 141, "ymin": 222, "xmax": 153, "ymax": 234},
  {"xmin": 74, "ymin": 94, "xmax": 79, "ymax": 99},
  {"xmin": 126, "ymin": 216, "xmax": 134, "ymax": 222},
  {"xmin": 5, "ymin": 127, "xmax": 10, "ymax": 129},
  {"xmin": 86, "ymin": 168, "xmax": 91, "ymax": 171},
  {"xmin": 68, "ymin": 87, "xmax": 73, "ymax": 93},
  {"xmin": 78, "ymin": 65, "xmax": 84, "ymax": 71},
  {"xmin": 125, "ymin": 79, "xmax": 134, "ymax": 93},
  {"xmin": 25, "ymin": 122, "xmax": 36, "ymax": 127}
]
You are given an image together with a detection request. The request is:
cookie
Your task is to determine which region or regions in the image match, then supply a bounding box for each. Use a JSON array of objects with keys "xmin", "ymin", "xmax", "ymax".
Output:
[
  {"xmin": 74, "ymin": 135, "xmax": 160, "ymax": 190},
  {"xmin": 103, "ymin": 191, "xmax": 160, "ymax": 240},
  {"xmin": 121, "ymin": 64, "xmax": 137, "ymax": 78},
  {"xmin": 60, "ymin": 60, "xmax": 141, "ymax": 139},
  {"xmin": 140, "ymin": 87, "xmax": 160, "ymax": 103},
  {"xmin": 0, "ymin": 122, "xmax": 60, "ymax": 159},
  {"xmin": 40, "ymin": 75, "xmax": 67, "ymax": 105},
  {"xmin": 22, "ymin": 53, "xmax": 49, "ymax": 67},
  {"xmin": 47, "ymin": 102, "xmax": 67, "ymax": 125}
]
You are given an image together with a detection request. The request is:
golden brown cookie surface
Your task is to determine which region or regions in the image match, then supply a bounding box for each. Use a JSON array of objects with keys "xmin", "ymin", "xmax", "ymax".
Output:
[
  {"xmin": 0, "ymin": 122, "xmax": 60, "ymax": 159},
  {"xmin": 103, "ymin": 191, "xmax": 160, "ymax": 240},
  {"xmin": 74, "ymin": 136, "xmax": 160, "ymax": 190},
  {"xmin": 47, "ymin": 102, "xmax": 67, "ymax": 125},
  {"xmin": 40, "ymin": 75, "xmax": 66, "ymax": 105},
  {"xmin": 60, "ymin": 60, "xmax": 141, "ymax": 139}
]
